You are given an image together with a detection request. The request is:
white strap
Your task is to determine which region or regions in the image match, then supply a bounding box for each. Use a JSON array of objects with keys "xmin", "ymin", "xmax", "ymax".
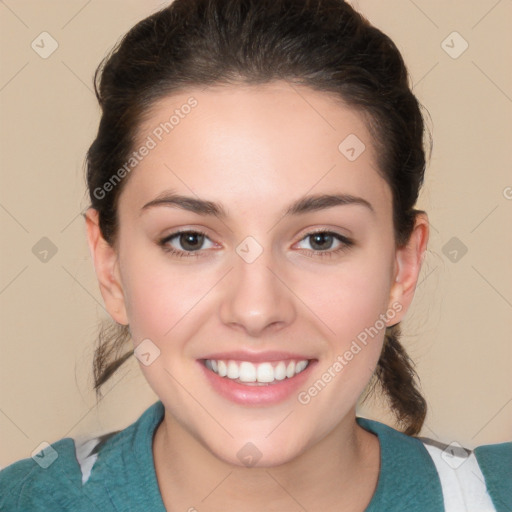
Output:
[
  {"xmin": 74, "ymin": 437, "xmax": 101, "ymax": 485},
  {"xmin": 421, "ymin": 440, "xmax": 496, "ymax": 511}
]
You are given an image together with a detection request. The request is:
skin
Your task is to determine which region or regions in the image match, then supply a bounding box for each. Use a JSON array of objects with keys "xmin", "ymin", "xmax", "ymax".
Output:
[{"xmin": 85, "ymin": 81, "xmax": 429, "ymax": 511}]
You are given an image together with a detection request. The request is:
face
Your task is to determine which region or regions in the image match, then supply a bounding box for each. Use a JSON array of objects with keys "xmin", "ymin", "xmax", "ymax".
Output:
[{"xmin": 87, "ymin": 81, "xmax": 426, "ymax": 467}]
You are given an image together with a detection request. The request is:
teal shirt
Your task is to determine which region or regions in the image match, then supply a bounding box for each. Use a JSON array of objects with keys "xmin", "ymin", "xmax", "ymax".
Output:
[{"xmin": 1, "ymin": 401, "xmax": 510, "ymax": 511}]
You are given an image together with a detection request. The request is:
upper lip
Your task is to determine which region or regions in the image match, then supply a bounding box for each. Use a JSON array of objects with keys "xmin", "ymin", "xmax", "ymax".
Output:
[{"xmin": 200, "ymin": 350, "xmax": 315, "ymax": 363}]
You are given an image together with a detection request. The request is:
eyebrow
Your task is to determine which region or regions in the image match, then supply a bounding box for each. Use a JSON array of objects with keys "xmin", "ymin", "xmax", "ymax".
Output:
[{"xmin": 140, "ymin": 190, "xmax": 375, "ymax": 219}]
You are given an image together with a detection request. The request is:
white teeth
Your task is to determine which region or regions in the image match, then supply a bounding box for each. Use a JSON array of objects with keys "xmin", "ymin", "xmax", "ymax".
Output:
[
  {"xmin": 217, "ymin": 360, "xmax": 227, "ymax": 377},
  {"xmin": 256, "ymin": 362, "xmax": 274, "ymax": 383},
  {"xmin": 204, "ymin": 358, "xmax": 310, "ymax": 383},
  {"xmin": 227, "ymin": 360, "xmax": 239, "ymax": 379},
  {"xmin": 239, "ymin": 361, "xmax": 257, "ymax": 382},
  {"xmin": 274, "ymin": 361, "xmax": 287, "ymax": 381},
  {"xmin": 295, "ymin": 360, "xmax": 308, "ymax": 373}
]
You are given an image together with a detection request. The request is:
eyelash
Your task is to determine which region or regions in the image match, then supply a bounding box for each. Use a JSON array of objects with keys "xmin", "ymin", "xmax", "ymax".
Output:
[{"xmin": 158, "ymin": 229, "xmax": 354, "ymax": 259}]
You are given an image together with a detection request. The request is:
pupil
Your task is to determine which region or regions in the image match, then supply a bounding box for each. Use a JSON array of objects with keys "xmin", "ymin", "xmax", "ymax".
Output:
[
  {"xmin": 311, "ymin": 233, "xmax": 332, "ymax": 250},
  {"xmin": 181, "ymin": 232, "xmax": 203, "ymax": 251}
]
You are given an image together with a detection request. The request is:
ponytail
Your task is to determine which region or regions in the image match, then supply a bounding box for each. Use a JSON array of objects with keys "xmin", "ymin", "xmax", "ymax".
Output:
[{"xmin": 372, "ymin": 323, "xmax": 427, "ymax": 436}]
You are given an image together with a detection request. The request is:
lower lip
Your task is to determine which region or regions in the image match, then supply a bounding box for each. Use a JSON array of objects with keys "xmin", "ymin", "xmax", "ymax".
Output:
[{"xmin": 197, "ymin": 359, "xmax": 317, "ymax": 406}]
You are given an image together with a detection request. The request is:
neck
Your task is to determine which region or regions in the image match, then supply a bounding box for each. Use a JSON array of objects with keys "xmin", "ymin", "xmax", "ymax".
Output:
[{"xmin": 153, "ymin": 409, "xmax": 380, "ymax": 512}]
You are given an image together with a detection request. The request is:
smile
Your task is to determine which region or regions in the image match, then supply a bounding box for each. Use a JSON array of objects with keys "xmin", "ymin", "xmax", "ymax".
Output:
[
  {"xmin": 203, "ymin": 359, "xmax": 310, "ymax": 385},
  {"xmin": 198, "ymin": 352, "xmax": 317, "ymax": 405}
]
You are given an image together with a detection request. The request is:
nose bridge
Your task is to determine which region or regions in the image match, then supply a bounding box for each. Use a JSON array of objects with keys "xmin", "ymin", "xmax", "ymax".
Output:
[{"xmin": 219, "ymin": 234, "xmax": 295, "ymax": 335}]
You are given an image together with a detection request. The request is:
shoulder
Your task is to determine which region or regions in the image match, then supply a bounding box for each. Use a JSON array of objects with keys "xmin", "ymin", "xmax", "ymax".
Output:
[
  {"xmin": 357, "ymin": 416, "xmax": 446, "ymax": 511},
  {"xmin": 0, "ymin": 432, "xmax": 123, "ymax": 511},
  {"xmin": 422, "ymin": 436, "xmax": 512, "ymax": 512},
  {"xmin": 0, "ymin": 437, "xmax": 90, "ymax": 511},
  {"xmin": 0, "ymin": 401, "xmax": 166, "ymax": 511},
  {"xmin": 474, "ymin": 441, "xmax": 512, "ymax": 511},
  {"xmin": 357, "ymin": 416, "xmax": 511, "ymax": 512}
]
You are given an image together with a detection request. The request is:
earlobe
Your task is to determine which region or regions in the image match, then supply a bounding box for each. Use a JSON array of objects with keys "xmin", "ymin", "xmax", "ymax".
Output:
[
  {"xmin": 85, "ymin": 208, "xmax": 129, "ymax": 325},
  {"xmin": 386, "ymin": 213, "xmax": 429, "ymax": 325}
]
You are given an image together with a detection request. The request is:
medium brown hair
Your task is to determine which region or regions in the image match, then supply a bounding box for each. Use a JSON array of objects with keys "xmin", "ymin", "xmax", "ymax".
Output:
[{"xmin": 86, "ymin": 0, "xmax": 430, "ymax": 436}]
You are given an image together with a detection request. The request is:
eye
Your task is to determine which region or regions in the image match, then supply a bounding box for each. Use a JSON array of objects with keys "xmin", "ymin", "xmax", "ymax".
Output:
[
  {"xmin": 159, "ymin": 230, "xmax": 215, "ymax": 258},
  {"xmin": 158, "ymin": 228, "xmax": 354, "ymax": 259},
  {"xmin": 295, "ymin": 230, "xmax": 354, "ymax": 258}
]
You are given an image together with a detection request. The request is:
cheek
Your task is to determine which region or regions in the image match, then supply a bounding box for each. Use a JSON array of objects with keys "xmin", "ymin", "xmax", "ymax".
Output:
[
  {"xmin": 120, "ymin": 255, "xmax": 211, "ymax": 397},
  {"xmin": 299, "ymin": 253, "xmax": 393, "ymax": 344},
  {"xmin": 119, "ymin": 248, "xmax": 211, "ymax": 342},
  {"xmin": 294, "ymin": 256, "xmax": 392, "ymax": 423}
]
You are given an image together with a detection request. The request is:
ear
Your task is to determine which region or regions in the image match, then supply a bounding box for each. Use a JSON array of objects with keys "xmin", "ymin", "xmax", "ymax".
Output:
[
  {"xmin": 386, "ymin": 212, "xmax": 429, "ymax": 325},
  {"xmin": 84, "ymin": 207, "xmax": 129, "ymax": 325}
]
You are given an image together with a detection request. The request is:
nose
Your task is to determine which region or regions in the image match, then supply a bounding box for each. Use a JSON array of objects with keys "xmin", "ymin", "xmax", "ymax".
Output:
[{"xmin": 219, "ymin": 242, "xmax": 296, "ymax": 337}]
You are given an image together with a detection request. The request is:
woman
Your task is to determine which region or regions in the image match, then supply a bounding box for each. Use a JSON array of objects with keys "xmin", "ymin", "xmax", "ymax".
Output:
[{"xmin": 1, "ymin": 0, "xmax": 510, "ymax": 510}]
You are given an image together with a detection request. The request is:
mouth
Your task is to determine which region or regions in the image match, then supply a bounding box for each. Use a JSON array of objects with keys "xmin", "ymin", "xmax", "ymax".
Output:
[
  {"xmin": 201, "ymin": 358, "xmax": 311, "ymax": 385},
  {"xmin": 197, "ymin": 356, "xmax": 317, "ymax": 405}
]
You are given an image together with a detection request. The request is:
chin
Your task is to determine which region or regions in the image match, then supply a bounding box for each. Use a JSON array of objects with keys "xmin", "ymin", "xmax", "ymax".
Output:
[{"xmin": 206, "ymin": 435, "xmax": 308, "ymax": 469}]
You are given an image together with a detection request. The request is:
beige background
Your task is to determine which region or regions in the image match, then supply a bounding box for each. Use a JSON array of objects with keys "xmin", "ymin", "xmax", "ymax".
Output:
[{"xmin": 1, "ymin": 0, "xmax": 511, "ymax": 468}]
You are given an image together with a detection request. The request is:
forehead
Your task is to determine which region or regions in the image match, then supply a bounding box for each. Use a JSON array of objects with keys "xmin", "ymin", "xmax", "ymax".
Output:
[{"xmin": 120, "ymin": 81, "xmax": 391, "ymax": 220}]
